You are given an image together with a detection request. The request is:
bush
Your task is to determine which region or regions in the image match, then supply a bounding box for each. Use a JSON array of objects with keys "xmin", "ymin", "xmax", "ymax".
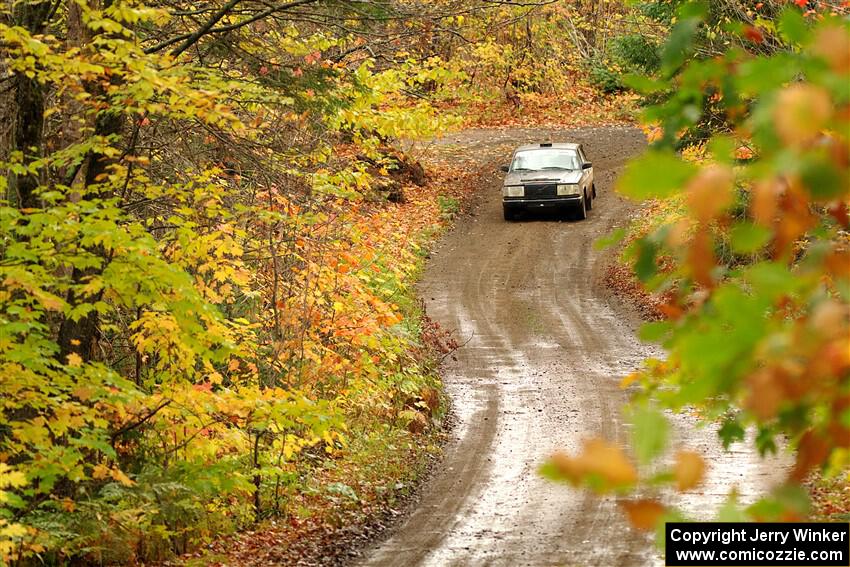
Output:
[
  {"xmin": 587, "ymin": 58, "xmax": 625, "ymax": 94},
  {"xmin": 610, "ymin": 34, "xmax": 660, "ymax": 73}
]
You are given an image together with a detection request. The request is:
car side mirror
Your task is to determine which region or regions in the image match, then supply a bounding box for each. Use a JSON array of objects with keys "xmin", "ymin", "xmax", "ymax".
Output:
[
  {"xmin": 500, "ymin": 165, "xmax": 510, "ymax": 172},
  {"xmin": 582, "ymin": 162, "xmax": 593, "ymax": 169}
]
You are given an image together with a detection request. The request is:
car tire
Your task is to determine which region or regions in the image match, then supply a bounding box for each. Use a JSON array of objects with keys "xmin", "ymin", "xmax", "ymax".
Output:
[
  {"xmin": 585, "ymin": 189, "xmax": 593, "ymax": 210},
  {"xmin": 592, "ymin": 183, "xmax": 597, "ymax": 199},
  {"xmin": 503, "ymin": 204, "xmax": 520, "ymax": 221},
  {"xmin": 575, "ymin": 194, "xmax": 587, "ymax": 221}
]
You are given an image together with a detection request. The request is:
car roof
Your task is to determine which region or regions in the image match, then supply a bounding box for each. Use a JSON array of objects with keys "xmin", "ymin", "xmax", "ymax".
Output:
[{"xmin": 514, "ymin": 142, "xmax": 580, "ymax": 152}]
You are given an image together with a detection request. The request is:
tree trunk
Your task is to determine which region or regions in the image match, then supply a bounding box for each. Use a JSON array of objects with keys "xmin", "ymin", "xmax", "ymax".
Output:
[
  {"xmin": 10, "ymin": 0, "xmax": 52, "ymax": 209},
  {"xmin": 57, "ymin": 0, "xmax": 124, "ymax": 362},
  {"xmin": 57, "ymin": 106, "xmax": 124, "ymax": 362}
]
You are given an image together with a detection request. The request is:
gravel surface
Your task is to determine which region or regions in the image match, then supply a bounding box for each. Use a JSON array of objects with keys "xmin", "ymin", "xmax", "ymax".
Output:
[{"xmin": 354, "ymin": 126, "xmax": 788, "ymax": 567}]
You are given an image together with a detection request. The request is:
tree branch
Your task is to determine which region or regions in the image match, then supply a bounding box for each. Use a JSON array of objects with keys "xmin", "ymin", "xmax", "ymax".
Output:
[{"xmin": 145, "ymin": 0, "xmax": 320, "ymax": 56}]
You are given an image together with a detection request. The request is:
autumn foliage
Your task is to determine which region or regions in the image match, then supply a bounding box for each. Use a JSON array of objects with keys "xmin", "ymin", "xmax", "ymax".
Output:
[{"xmin": 0, "ymin": 0, "xmax": 477, "ymax": 562}]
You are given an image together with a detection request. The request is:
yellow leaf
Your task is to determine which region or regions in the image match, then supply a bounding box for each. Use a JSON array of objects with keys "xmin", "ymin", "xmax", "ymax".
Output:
[
  {"xmin": 91, "ymin": 464, "xmax": 109, "ymax": 480},
  {"xmin": 66, "ymin": 353, "xmax": 83, "ymax": 367},
  {"xmin": 34, "ymin": 290, "xmax": 65, "ymax": 311},
  {"xmin": 110, "ymin": 467, "xmax": 134, "ymax": 486}
]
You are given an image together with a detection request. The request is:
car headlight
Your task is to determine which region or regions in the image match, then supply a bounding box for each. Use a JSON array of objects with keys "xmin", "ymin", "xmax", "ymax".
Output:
[
  {"xmin": 557, "ymin": 184, "xmax": 580, "ymax": 196},
  {"xmin": 503, "ymin": 185, "xmax": 524, "ymax": 197}
]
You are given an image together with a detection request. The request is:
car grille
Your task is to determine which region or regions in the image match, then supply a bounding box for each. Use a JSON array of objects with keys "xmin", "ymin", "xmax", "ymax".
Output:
[{"xmin": 523, "ymin": 183, "xmax": 558, "ymax": 199}]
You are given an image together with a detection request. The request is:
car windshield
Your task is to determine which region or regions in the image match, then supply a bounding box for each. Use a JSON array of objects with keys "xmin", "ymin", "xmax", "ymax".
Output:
[{"xmin": 510, "ymin": 149, "xmax": 580, "ymax": 172}]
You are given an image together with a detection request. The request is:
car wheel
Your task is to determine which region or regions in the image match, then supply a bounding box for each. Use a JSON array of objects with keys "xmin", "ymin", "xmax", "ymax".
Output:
[
  {"xmin": 503, "ymin": 204, "xmax": 520, "ymax": 221},
  {"xmin": 585, "ymin": 189, "xmax": 593, "ymax": 211},
  {"xmin": 592, "ymin": 183, "xmax": 597, "ymax": 199},
  {"xmin": 575, "ymin": 194, "xmax": 587, "ymax": 221}
]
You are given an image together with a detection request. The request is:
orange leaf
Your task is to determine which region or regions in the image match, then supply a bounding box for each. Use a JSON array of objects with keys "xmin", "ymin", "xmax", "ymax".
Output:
[
  {"xmin": 745, "ymin": 367, "xmax": 785, "ymax": 420},
  {"xmin": 773, "ymin": 84, "xmax": 832, "ymax": 147},
  {"xmin": 813, "ymin": 25, "xmax": 850, "ymax": 73},
  {"xmin": 674, "ymin": 450, "xmax": 706, "ymax": 491},
  {"xmin": 792, "ymin": 430, "xmax": 830, "ymax": 481},
  {"xmin": 825, "ymin": 250, "xmax": 850, "ymax": 280},
  {"xmin": 551, "ymin": 439, "xmax": 638, "ymax": 491},
  {"xmin": 687, "ymin": 229, "xmax": 715, "ymax": 288},
  {"xmin": 826, "ymin": 201, "xmax": 849, "ymax": 229},
  {"xmin": 775, "ymin": 180, "xmax": 816, "ymax": 257},
  {"xmin": 686, "ymin": 165, "xmax": 734, "ymax": 223},
  {"xmin": 751, "ymin": 178, "xmax": 782, "ymax": 227},
  {"xmin": 620, "ymin": 499, "xmax": 666, "ymax": 531},
  {"xmin": 583, "ymin": 439, "xmax": 638, "ymax": 488}
]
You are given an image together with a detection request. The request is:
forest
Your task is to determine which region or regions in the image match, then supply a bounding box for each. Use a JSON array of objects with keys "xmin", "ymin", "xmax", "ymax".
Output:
[{"xmin": 1, "ymin": 0, "xmax": 848, "ymax": 565}]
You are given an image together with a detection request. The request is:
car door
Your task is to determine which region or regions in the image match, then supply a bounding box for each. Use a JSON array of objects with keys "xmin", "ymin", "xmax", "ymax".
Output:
[{"xmin": 578, "ymin": 145, "xmax": 593, "ymax": 192}]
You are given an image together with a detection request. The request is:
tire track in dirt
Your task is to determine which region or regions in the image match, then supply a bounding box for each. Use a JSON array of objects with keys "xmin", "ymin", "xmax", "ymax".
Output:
[{"xmin": 357, "ymin": 126, "xmax": 787, "ymax": 567}]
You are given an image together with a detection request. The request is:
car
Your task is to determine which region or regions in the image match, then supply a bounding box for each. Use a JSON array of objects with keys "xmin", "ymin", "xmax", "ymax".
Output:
[{"xmin": 499, "ymin": 142, "xmax": 595, "ymax": 221}]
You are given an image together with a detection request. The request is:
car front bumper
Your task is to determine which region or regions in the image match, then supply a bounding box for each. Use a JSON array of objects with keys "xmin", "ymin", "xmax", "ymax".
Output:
[{"xmin": 503, "ymin": 195, "xmax": 582, "ymax": 208}]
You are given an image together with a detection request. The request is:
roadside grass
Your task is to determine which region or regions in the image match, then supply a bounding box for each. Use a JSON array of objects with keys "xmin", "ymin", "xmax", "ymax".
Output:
[
  {"xmin": 437, "ymin": 195, "xmax": 461, "ymax": 220},
  {"xmin": 184, "ymin": 425, "xmax": 445, "ymax": 566}
]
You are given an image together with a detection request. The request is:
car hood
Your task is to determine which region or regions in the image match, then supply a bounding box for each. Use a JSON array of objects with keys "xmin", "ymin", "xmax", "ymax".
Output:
[{"xmin": 504, "ymin": 170, "xmax": 582, "ymax": 185}]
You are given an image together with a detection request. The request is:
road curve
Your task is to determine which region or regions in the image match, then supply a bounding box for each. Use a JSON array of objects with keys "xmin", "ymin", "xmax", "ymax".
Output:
[{"xmin": 358, "ymin": 127, "xmax": 787, "ymax": 567}]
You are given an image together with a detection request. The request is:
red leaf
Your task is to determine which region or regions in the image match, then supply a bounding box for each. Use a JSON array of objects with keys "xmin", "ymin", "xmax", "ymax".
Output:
[{"xmin": 743, "ymin": 26, "xmax": 764, "ymax": 43}]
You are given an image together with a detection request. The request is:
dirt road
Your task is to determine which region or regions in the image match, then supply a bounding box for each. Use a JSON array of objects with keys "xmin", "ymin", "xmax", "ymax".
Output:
[{"xmin": 358, "ymin": 127, "xmax": 787, "ymax": 567}]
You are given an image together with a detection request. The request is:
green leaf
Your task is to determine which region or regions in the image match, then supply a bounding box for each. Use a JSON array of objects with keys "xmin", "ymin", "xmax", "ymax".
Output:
[
  {"xmin": 638, "ymin": 321, "xmax": 673, "ymax": 343},
  {"xmin": 677, "ymin": 0, "xmax": 708, "ymax": 20},
  {"xmin": 631, "ymin": 403, "xmax": 669, "ymax": 465},
  {"xmin": 622, "ymin": 74, "xmax": 667, "ymax": 94},
  {"xmin": 716, "ymin": 492, "xmax": 748, "ymax": 522},
  {"xmin": 708, "ymin": 135, "xmax": 735, "ymax": 164},
  {"xmin": 616, "ymin": 151, "xmax": 697, "ymax": 200},
  {"xmin": 657, "ymin": 509, "xmax": 688, "ymax": 551},
  {"xmin": 538, "ymin": 461, "xmax": 566, "ymax": 482},
  {"xmin": 594, "ymin": 227, "xmax": 627, "ymax": 251},
  {"xmin": 661, "ymin": 18, "xmax": 700, "ymax": 76},
  {"xmin": 778, "ymin": 7, "xmax": 809, "ymax": 45},
  {"xmin": 718, "ymin": 417, "xmax": 745, "ymax": 449},
  {"xmin": 730, "ymin": 222, "xmax": 771, "ymax": 254},
  {"xmin": 737, "ymin": 54, "xmax": 799, "ymax": 95},
  {"xmin": 634, "ymin": 239, "xmax": 659, "ymax": 282},
  {"xmin": 755, "ymin": 427, "xmax": 777, "ymax": 456},
  {"xmin": 746, "ymin": 484, "xmax": 811, "ymax": 521},
  {"xmin": 744, "ymin": 262, "xmax": 796, "ymax": 302},
  {"xmin": 799, "ymin": 154, "xmax": 845, "ymax": 200}
]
